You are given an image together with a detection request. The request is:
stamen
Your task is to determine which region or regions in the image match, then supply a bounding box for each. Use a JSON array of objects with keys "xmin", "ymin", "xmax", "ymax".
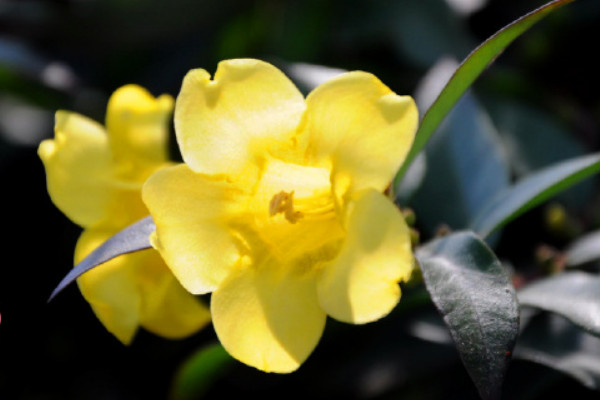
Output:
[{"xmin": 269, "ymin": 191, "xmax": 303, "ymax": 223}]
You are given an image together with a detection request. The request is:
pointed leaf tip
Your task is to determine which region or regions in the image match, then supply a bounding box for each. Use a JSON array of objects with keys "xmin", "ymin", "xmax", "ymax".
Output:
[
  {"xmin": 48, "ymin": 216, "xmax": 156, "ymax": 302},
  {"xmin": 471, "ymin": 152, "xmax": 600, "ymax": 238}
]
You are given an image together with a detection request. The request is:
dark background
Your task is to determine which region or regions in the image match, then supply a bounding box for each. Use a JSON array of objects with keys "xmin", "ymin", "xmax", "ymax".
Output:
[{"xmin": 1, "ymin": 0, "xmax": 599, "ymax": 398}]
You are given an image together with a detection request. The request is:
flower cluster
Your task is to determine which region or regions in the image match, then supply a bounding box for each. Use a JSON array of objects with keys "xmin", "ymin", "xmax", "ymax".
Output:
[{"xmin": 40, "ymin": 59, "xmax": 418, "ymax": 372}]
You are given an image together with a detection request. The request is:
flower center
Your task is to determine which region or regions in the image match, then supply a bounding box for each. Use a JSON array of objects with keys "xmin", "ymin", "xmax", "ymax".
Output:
[
  {"xmin": 245, "ymin": 159, "xmax": 343, "ymax": 261},
  {"xmin": 254, "ymin": 159, "xmax": 335, "ymax": 220}
]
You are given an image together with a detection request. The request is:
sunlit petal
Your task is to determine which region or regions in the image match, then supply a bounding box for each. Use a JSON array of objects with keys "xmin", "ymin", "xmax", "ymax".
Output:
[
  {"xmin": 211, "ymin": 262, "xmax": 326, "ymax": 373},
  {"xmin": 175, "ymin": 59, "xmax": 306, "ymax": 176},
  {"xmin": 106, "ymin": 84, "xmax": 173, "ymax": 180},
  {"xmin": 301, "ymin": 71, "xmax": 418, "ymax": 194},
  {"xmin": 143, "ymin": 164, "xmax": 248, "ymax": 294},
  {"xmin": 38, "ymin": 111, "xmax": 114, "ymax": 227},
  {"xmin": 317, "ymin": 189, "xmax": 413, "ymax": 324}
]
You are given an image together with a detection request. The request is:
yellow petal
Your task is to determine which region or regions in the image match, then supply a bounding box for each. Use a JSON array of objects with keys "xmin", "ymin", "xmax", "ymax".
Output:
[
  {"xmin": 142, "ymin": 164, "xmax": 248, "ymax": 294},
  {"xmin": 211, "ymin": 262, "xmax": 326, "ymax": 373},
  {"xmin": 301, "ymin": 71, "xmax": 418, "ymax": 194},
  {"xmin": 38, "ymin": 111, "xmax": 114, "ymax": 227},
  {"xmin": 105, "ymin": 84, "xmax": 173, "ymax": 180},
  {"xmin": 137, "ymin": 255, "xmax": 211, "ymax": 339},
  {"xmin": 104, "ymin": 185, "xmax": 153, "ymax": 229},
  {"xmin": 75, "ymin": 228, "xmax": 141, "ymax": 345},
  {"xmin": 317, "ymin": 189, "xmax": 413, "ymax": 324},
  {"xmin": 174, "ymin": 59, "xmax": 306, "ymax": 177}
]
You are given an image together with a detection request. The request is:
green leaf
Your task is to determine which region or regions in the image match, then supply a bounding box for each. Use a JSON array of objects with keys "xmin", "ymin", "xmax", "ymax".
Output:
[
  {"xmin": 47, "ymin": 216, "xmax": 154, "ymax": 302},
  {"xmin": 395, "ymin": 0, "xmax": 576, "ymax": 185},
  {"xmin": 409, "ymin": 92, "xmax": 509, "ymax": 234},
  {"xmin": 514, "ymin": 312, "xmax": 600, "ymax": 390},
  {"xmin": 485, "ymin": 98, "xmax": 587, "ymax": 177},
  {"xmin": 470, "ymin": 153, "xmax": 600, "ymax": 238},
  {"xmin": 417, "ymin": 231, "xmax": 519, "ymax": 400},
  {"xmin": 169, "ymin": 343, "xmax": 234, "ymax": 400},
  {"xmin": 565, "ymin": 230, "xmax": 600, "ymax": 267},
  {"xmin": 518, "ymin": 272, "xmax": 600, "ymax": 337},
  {"xmin": 484, "ymin": 97, "xmax": 592, "ymax": 208}
]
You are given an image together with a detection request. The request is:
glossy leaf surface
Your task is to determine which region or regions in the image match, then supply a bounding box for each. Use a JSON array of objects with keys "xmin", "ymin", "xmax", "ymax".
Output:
[{"xmin": 417, "ymin": 231, "xmax": 519, "ymax": 400}]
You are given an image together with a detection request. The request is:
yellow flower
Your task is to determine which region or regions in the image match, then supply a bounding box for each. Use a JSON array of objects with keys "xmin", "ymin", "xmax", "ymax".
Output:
[
  {"xmin": 38, "ymin": 85, "xmax": 211, "ymax": 344},
  {"xmin": 142, "ymin": 59, "xmax": 418, "ymax": 372}
]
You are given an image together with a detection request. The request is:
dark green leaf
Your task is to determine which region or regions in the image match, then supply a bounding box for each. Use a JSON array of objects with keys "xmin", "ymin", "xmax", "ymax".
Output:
[
  {"xmin": 485, "ymin": 98, "xmax": 586, "ymax": 177},
  {"xmin": 470, "ymin": 153, "xmax": 600, "ymax": 238},
  {"xmin": 484, "ymin": 97, "xmax": 591, "ymax": 207},
  {"xmin": 48, "ymin": 216, "xmax": 154, "ymax": 302},
  {"xmin": 395, "ymin": 0, "xmax": 576, "ymax": 184},
  {"xmin": 518, "ymin": 271, "xmax": 600, "ymax": 336},
  {"xmin": 565, "ymin": 231, "xmax": 600, "ymax": 267},
  {"xmin": 514, "ymin": 312, "xmax": 600, "ymax": 390},
  {"xmin": 417, "ymin": 231, "xmax": 519, "ymax": 400},
  {"xmin": 169, "ymin": 343, "xmax": 234, "ymax": 400},
  {"xmin": 409, "ymin": 92, "xmax": 509, "ymax": 234}
]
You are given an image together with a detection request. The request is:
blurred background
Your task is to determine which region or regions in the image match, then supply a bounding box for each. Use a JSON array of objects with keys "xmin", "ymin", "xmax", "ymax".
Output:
[{"xmin": 1, "ymin": 0, "xmax": 600, "ymax": 398}]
